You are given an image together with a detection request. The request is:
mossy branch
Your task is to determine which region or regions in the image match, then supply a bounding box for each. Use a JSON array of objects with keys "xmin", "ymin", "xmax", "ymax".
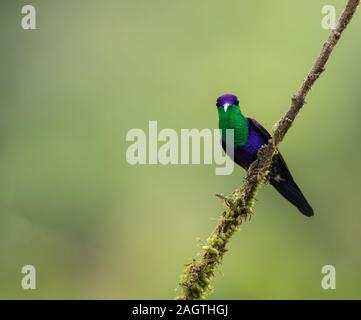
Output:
[{"xmin": 177, "ymin": 0, "xmax": 360, "ymax": 300}]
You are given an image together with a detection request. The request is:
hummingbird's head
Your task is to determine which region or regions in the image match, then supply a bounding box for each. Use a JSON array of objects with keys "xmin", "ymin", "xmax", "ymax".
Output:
[
  {"xmin": 216, "ymin": 94, "xmax": 248, "ymax": 146},
  {"xmin": 216, "ymin": 94, "xmax": 239, "ymax": 112}
]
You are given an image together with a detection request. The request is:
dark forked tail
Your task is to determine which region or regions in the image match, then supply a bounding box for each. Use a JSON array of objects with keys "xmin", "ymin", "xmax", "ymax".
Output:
[{"xmin": 270, "ymin": 154, "xmax": 314, "ymax": 217}]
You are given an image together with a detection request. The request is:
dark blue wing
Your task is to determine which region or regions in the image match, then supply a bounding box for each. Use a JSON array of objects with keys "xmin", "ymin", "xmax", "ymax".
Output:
[{"xmin": 247, "ymin": 118, "xmax": 271, "ymax": 140}]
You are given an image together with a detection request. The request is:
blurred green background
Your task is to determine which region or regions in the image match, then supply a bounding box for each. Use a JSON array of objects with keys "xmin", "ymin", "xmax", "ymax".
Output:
[{"xmin": 0, "ymin": 0, "xmax": 360, "ymax": 299}]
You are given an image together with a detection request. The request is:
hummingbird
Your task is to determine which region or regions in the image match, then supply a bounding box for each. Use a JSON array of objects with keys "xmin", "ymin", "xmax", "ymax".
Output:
[{"xmin": 216, "ymin": 94, "xmax": 314, "ymax": 217}]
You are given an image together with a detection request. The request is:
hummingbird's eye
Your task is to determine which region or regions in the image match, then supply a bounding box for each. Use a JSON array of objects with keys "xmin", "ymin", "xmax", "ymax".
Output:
[{"xmin": 216, "ymin": 103, "xmax": 221, "ymax": 107}]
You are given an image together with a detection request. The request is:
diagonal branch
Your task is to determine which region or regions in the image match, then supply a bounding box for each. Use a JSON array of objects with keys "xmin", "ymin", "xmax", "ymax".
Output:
[{"xmin": 177, "ymin": 0, "xmax": 360, "ymax": 300}]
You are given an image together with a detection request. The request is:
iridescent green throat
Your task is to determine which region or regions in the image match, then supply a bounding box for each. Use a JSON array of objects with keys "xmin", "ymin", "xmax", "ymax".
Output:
[{"xmin": 218, "ymin": 104, "xmax": 249, "ymax": 147}]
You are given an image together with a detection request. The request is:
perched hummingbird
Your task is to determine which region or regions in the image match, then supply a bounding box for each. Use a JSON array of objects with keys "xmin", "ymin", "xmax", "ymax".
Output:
[{"xmin": 216, "ymin": 94, "xmax": 314, "ymax": 217}]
